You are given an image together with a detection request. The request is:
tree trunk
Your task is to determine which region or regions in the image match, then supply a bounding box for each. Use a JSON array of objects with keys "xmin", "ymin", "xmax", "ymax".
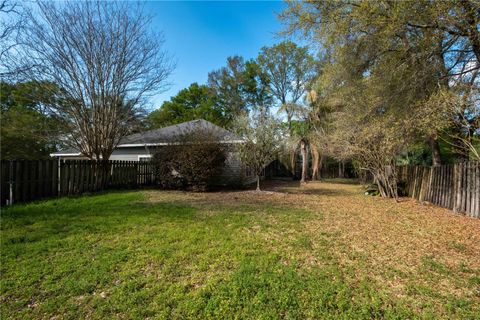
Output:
[
  {"xmin": 300, "ymin": 139, "xmax": 308, "ymax": 183},
  {"xmin": 338, "ymin": 160, "xmax": 345, "ymax": 178},
  {"xmin": 98, "ymin": 160, "xmax": 107, "ymax": 191},
  {"xmin": 318, "ymin": 153, "xmax": 324, "ymax": 180},
  {"xmin": 374, "ymin": 166, "xmax": 398, "ymax": 200},
  {"xmin": 256, "ymin": 175, "xmax": 261, "ymax": 191},
  {"xmin": 290, "ymin": 148, "xmax": 296, "ymax": 179},
  {"xmin": 428, "ymin": 135, "xmax": 442, "ymax": 166},
  {"xmin": 311, "ymin": 144, "xmax": 320, "ymax": 180},
  {"xmin": 461, "ymin": 0, "xmax": 480, "ymax": 63}
]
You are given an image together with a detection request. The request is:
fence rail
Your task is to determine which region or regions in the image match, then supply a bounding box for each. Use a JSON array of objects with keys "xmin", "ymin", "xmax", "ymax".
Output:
[
  {"xmin": 2, "ymin": 160, "xmax": 479, "ymax": 218},
  {"xmin": 1, "ymin": 160, "xmax": 154, "ymax": 206},
  {"xmin": 397, "ymin": 162, "xmax": 479, "ymax": 218}
]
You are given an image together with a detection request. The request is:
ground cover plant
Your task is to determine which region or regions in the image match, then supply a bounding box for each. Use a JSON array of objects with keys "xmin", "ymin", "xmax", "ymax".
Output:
[{"xmin": 1, "ymin": 180, "xmax": 479, "ymax": 319}]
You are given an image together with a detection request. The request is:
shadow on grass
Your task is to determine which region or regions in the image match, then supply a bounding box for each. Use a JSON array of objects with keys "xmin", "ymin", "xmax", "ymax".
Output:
[
  {"xmin": 262, "ymin": 178, "xmax": 361, "ymax": 188},
  {"xmin": 318, "ymin": 178, "xmax": 362, "ymax": 185},
  {"xmin": 285, "ymin": 187, "xmax": 356, "ymax": 197},
  {"xmin": 1, "ymin": 192, "xmax": 199, "ymax": 235},
  {"xmin": 2, "ymin": 189, "xmax": 143, "ymax": 215},
  {"xmin": 259, "ymin": 179, "xmax": 359, "ymax": 197}
]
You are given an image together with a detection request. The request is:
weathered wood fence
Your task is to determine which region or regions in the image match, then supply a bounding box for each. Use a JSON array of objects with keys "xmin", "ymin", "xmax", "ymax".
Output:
[
  {"xmin": 397, "ymin": 162, "xmax": 480, "ymax": 218},
  {"xmin": 0, "ymin": 160, "xmax": 154, "ymax": 206}
]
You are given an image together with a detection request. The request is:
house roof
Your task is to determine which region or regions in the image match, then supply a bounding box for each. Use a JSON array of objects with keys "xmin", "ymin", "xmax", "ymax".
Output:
[
  {"xmin": 118, "ymin": 119, "xmax": 240, "ymax": 146},
  {"xmin": 51, "ymin": 119, "xmax": 241, "ymax": 156}
]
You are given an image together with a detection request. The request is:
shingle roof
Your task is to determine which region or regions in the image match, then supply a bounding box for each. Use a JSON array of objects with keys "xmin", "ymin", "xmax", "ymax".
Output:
[
  {"xmin": 51, "ymin": 119, "xmax": 240, "ymax": 155},
  {"xmin": 118, "ymin": 119, "xmax": 240, "ymax": 145}
]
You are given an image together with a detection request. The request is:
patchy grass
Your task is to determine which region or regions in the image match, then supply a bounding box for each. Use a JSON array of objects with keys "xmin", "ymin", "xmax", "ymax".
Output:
[{"xmin": 1, "ymin": 180, "xmax": 479, "ymax": 319}]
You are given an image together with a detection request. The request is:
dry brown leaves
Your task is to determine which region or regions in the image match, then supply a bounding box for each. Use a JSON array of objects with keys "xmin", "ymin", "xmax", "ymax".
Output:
[{"xmin": 144, "ymin": 180, "xmax": 480, "ymax": 311}]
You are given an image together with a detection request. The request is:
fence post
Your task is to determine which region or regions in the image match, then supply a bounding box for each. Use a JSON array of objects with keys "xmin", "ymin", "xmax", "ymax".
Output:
[
  {"xmin": 453, "ymin": 163, "xmax": 458, "ymax": 213},
  {"xmin": 57, "ymin": 158, "xmax": 61, "ymax": 195},
  {"xmin": 475, "ymin": 161, "xmax": 480, "ymax": 218},
  {"xmin": 8, "ymin": 160, "xmax": 13, "ymax": 206},
  {"xmin": 419, "ymin": 167, "xmax": 427, "ymax": 203},
  {"xmin": 465, "ymin": 161, "xmax": 470, "ymax": 214}
]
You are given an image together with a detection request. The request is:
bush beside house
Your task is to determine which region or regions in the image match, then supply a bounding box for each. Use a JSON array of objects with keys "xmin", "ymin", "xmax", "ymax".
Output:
[{"xmin": 152, "ymin": 130, "xmax": 227, "ymax": 191}]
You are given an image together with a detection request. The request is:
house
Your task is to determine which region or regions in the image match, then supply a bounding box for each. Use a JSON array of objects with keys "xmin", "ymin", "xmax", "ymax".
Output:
[{"xmin": 50, "ymin": 119, "xmax": 255, "ymax": 186}]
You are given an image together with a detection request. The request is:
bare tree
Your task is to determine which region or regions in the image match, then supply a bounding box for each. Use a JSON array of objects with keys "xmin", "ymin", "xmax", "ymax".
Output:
[
  {"xmin": 0, "ymin": 0, "xmax": 27, "ymax": 78},
  {"xmin": 234, "ymin": 108, "xmax": 281, "ymax": 191},
  {"xmin": 17, "ymin": 1, "xmax": 173, "ymax": 163}
]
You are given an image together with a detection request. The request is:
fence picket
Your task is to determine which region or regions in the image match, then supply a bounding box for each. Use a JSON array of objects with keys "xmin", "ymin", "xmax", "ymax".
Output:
[
  {"xmin": 448, "ymin": 164, "xmax": 453, "ymax": 208},
  {"xmin": 463, "ymin": 162, "xmax": 467, "ymax": 213},
  {"xmin": 475, "ymin": 162, "xmax": 480, "ymax": 218},
  {"xmin": 467, "ymin": 162, "xmax": 473, "ymax": 216},
  {"xmin": 1, "ymin": 159, "xmax": 155, "ymax": 206},
  {"xmin": 2, "ymin": 159, "xmax": 479, "ymax": 218},
  {"xmin": 397, "ymin": 161, "xmax": 479, "ymax": 217},
  {"xmin": 442, "ymin": 165, "xmax": 446, "ymax": 206}
]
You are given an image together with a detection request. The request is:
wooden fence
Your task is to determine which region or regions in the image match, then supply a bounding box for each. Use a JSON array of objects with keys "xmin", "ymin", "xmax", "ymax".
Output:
[
  {"xmin": 3, "ymin": 159, "xmax": 479, "ymax": 217},
  {"xmin": 397, "ymin": 162, "xmax": 480, "ymax": 218},
  {"xmin": 0, "ymin": 160, "xmax": 154, "ymax": 206}
]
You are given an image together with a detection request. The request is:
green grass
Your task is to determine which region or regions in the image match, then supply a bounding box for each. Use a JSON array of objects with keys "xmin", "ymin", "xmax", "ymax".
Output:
[{"xmin": 0, "ymin": 190, "xmax": 476, "ymax": 319}]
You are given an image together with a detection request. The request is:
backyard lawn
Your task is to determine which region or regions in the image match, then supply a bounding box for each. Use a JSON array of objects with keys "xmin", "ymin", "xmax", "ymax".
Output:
[{"xmin": 1, "ymin": 180, "xmax": 479, "ymax": 319}]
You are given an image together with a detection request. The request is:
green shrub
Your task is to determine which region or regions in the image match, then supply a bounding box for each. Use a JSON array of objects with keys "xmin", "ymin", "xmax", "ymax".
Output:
[
  {"xmin": 365, "ymin": 181, "xmax": 408, "ymax": 197},
  {"xmin": 152, "ymin": 130, "xmax": 226, "ymax": 191},
  {"xmin": 364, "ymin": 183, "xmax": 380, "ymax": 196}
]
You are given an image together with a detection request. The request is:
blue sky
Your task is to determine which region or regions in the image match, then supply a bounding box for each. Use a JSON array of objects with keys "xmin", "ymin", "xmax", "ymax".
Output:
[{"xmin": 144, "ymin": 1, "xmax": 287, "ymax": 109}]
